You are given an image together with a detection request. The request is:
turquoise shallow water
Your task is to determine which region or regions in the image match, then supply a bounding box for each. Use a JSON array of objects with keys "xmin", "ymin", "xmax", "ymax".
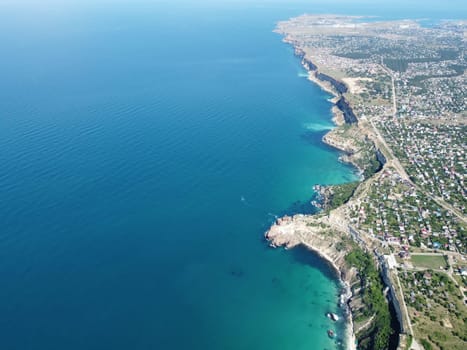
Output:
[{"xmin": 0, "ymin": 1, "xmax": 465, "ymax": 349}]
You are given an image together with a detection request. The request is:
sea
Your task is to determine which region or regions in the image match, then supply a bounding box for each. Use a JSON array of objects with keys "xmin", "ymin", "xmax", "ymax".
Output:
[{"xmin": 0, "ymin": 1, "xmax": 465, "ymax": 349}]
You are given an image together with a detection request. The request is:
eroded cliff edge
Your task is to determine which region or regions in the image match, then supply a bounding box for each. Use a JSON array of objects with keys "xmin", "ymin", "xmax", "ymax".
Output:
[
  {"xmin": 265, "ymin": 18, "xmax": 402, "ymax": 350},
  {"xmin": 265, "ymin": 209, "xmax": 398, "ymax": 350}
]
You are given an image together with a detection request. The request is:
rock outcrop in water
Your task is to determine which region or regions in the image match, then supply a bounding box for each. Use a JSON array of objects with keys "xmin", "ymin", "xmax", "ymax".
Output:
[
  {"xmin": 274, "ymin": 21, "xmax": 403, "ymax": 350},
  {"xmin": 265, "ymin": 210, "xmax": 400, "ymax": 350},
  {"xmin": 265, "ymin": 213, "xmax": 358, "ymax": 349},
  {"xmin": 265, "ymin": 215, "xmax": 353, "ymax": 277}
]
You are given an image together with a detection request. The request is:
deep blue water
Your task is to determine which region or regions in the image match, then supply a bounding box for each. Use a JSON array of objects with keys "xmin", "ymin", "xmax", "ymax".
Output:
[{"xmin": 1, "ymin": 1, "xmax": 465, "ymax": 349}]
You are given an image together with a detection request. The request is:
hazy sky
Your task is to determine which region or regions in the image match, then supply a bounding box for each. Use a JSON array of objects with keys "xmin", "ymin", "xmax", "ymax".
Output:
[
  {"xmin": 0, "ymin": 0, "xmax": 465, "ymax": 22},
  {"xmin": 2, "ymin": 0, "xmax": 467, "ymax": 9}
]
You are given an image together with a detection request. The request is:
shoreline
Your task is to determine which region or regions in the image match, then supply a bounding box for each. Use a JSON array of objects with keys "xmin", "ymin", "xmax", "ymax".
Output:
[
  {"xmin": 265, "ymin": 214, "xmax": 358, "ymax": 350},
  {"xmin": 269, "ymin": 34, "xmax": 368, "ymax": 350},
  {"xmin": 300, "ymin": 241, "xmax": 357, "ymax": 350},
  {"xmin": 268, "ymin": 14, "xmax": 467, "ymax": 350},
  {"xmin": 299, "ymin": 56, "xmax": 365, "ymax": 175},
  {"xmin": 270, "ymin": 24, "xmax": 403, "ymax": 349},
  {"xmin": 268, "ymin": 31, "xmax": 404, "ymax": 347},
  {"xmin": 274, "ymin": 19, "xmax": 400, "ymax": 350},
  {"xmin": 299, "ymin": 53, "xmax": 359, "ymax": 350},
  {"xmin": 307, "ymin": 72, "xmax": 339, "ymax": 100}
]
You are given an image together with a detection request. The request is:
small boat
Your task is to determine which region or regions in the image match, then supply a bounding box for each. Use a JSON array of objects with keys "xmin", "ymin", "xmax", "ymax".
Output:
[
  {"xmin": 327, "ymin": 329, "xmax": 335, "ymax": 338},
  {"xmin": 326, "ymin": 312, "xmax": 339, "ymax": 321}
]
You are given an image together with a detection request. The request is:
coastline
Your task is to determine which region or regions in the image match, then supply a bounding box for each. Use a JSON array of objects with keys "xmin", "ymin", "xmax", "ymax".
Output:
[
  {"xmin": 307, "ymin": 72, "xmax": 339, "ymax": 100},
  {"xmin": 271, "ymin": 15, "xmax": 467, "ymax": 350},
  {"xmin": 267, "ymin": 32, "xmax": 372, "ymax": 350},
  {"xmin": 265, "ymin": 214, "xmax": 358, "ymax": 350},
  {"xmin": 299, "ymin": 50, "xmax": 360, "ymax": 350},
  {"xmin": 267, "ymin": 17, "xmax": 415, "ymax": 349},
  {"xmin": 269, "ymin": 19, "xmax": 407, "ymax": 348},
  {"xmin": 300, "ymin": 241, "xmax": 357, "ymax": 350},
  {"xmin": 300, "ymin": 56, "xmax": 365, "ymax": 175}
]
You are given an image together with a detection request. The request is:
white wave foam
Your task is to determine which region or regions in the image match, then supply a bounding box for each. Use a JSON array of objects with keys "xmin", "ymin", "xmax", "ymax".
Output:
[{"xmin": 304, "ymin": 122, "xmax": 334, "ymax": 132}]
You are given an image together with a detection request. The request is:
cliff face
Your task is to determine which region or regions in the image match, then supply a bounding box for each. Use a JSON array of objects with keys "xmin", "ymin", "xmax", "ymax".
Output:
[
  {"xmin": 304, "ymin": 60, "xmax": 358, "ymax": 126},
  {"xmin": 303, "ymin": 58, "xmax": 318, "ymax": 71},
  {"xmin": 322, "ymin": 125, "xmax": 365, "ymax": 175},
  {"xmin": 264, "ymin": 213, "xmax": 400, "ymax": 350},
  {"xmin": 265, "ymin": 214, "xmax": 360, "ymax": 349},
  {"xmin": 322, "ymin": 129, "xmax": 359, "ymax": 154},
  {"xmin": 316, "ymin": 72, "xmax": 348, "ymax": 94},
  {"xmin": 294, "ymin": 52, "xmax": 360, "ymax": 127},
  {"xmin": 276, "ymin": 29, "xmax": 400, "ymax": 349},
  {"xmin": 376, "ymin": 148, "xmax": 387, "ymax": 167},
  {"xmin": 336, "ymin": 97, "xmax": 358, "ymax": 124},
  {"xmin": 321, "ymin": 121, "xmax": 388, "ymax": 180},
  {"xmin": 264, "ymin": 213, "xmax": 361, "ymax": 283}
]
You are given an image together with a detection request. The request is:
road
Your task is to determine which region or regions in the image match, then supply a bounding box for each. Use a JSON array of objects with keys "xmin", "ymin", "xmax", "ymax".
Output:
[
  {"xmin": 373, "ymin": 63, "xmax": 467, "ymax": 225},
  {"xmin": 393, "ymin": 269, "xmax": 414, "ymax": 336},
  {"xmin": 325, "ymin": 61, "xmax": 467, "ymax": 348}
]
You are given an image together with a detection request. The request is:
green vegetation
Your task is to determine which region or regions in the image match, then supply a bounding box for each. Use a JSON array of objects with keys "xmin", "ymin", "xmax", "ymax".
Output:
[
  {"xmin": 410, "ymin": 64, "xmax": 466, "ymax": 89},
  {"xmin": 363, "ymin": 153, "xmax": 382, "ymax": 179},
  {"xmin": 410, "ymin": 255, "xmax": 447, "ymax": 270},
  {"xmin": 399, "ymin": 270, "xmax": 467, "ymax": 350},
  {"xmin": 405, "ymin": 334, "xmax": 413, "ymax": 350},
  {"xmin": 383, "ymin": 58, "xmax": 409, "ymax": 72},
  {"xmin": 420, "ymin": 338, "xmax": 433, "ymax": 350},
  {"xmin": 328, "ymin": 181, "xmax": 359, "ymax": 209},
  {"xmin": 352, "ymin": 163, "xmax": 467, "ymax": 253},
  {"xmin": 334, "ymin": 51, "xmax": 371, "ymax": 59},
  {"xmin": 345, "ymin": 248, "xmax": 394, "ymax": 350},
  {"xmin": 438, "ymin": 49, "xmax": 459, "ymax": 60},
  {"xmin": 383, "ymin": 55, "xmax": 458, "ymax": 73},
  {"xmin": 335, "ymin": 240, "xmax": 346, "ymax": 252},
  {"xmin": 379, "ymin": 121, "xmax": 467, "ymax": 246},
  {"xmin": 279, "ymin": 15, "xmax": 467, "ymax": 348},
  {"xmin": 449, "ymin": 64, "xmax": 465, "ymax": 75}
]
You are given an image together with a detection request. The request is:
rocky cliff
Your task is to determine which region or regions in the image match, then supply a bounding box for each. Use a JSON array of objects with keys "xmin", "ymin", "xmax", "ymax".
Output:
[
  {"xmin": 316, "ymin": 72, "xmax": 348, "ymax": 94},
  {"xmin": 265, "ymin": 213, "xmax": 360, "ymax": 350},
  {"xmin": 265, "ymin": 214, "xmax": 356, "ymax": 281},
  {"xmin": 336, "ymin": 97, "xmax": 358, "ymax": 124}
]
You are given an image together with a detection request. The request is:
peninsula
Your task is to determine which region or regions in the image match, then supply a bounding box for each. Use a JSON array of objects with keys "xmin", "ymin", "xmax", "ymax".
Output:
[{"xmin": 267, "ymin": 15, "xmax": 467, "ymax": 350}]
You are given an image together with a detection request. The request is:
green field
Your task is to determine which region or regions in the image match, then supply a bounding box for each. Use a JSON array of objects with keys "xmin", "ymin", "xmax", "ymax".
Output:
[{"xmin": 411, "ymin": 254, "xmax": 447, "ymax": 269}]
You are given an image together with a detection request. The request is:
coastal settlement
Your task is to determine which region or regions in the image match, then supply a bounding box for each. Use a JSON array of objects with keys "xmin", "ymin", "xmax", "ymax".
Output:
[{"xmin": 266, "ymin": 15, "xmax": 467, "ymax": 350}]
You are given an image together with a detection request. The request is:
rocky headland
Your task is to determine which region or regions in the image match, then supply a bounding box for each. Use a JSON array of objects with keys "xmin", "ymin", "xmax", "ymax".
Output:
[
  {"xmin": 265, "ymin": 207, "xmax": 397, "ymax": 350},
  {"xmin": 264, "ymin": 212, "xmax": 361, "ymax": 350},
  {"xmin": 284, "ymin": 35, "xmax": 385, "ymax": 179},
  {"xmin": 269, "ymin": 13, "xmax": 467, "ymax": 350},
  {"xmin": 268, "ymin": 17, "xmax": 401, "ymax": 350}
]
